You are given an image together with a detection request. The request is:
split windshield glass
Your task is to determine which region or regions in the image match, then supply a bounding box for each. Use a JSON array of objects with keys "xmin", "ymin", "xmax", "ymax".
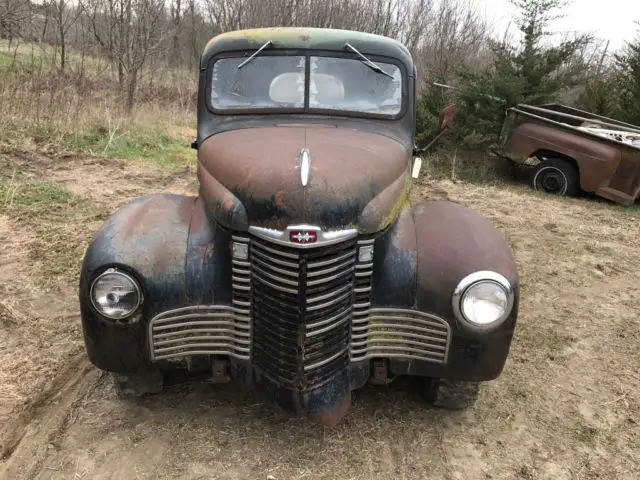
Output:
[{"xmin": 210, "ymin": 54, "xmax": 403, "ymax": 117}]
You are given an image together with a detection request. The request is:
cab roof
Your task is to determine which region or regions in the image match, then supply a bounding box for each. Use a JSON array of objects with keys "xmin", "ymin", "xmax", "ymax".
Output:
[{"xmin": 200, "ymin": 27, "xmax": 414, "ymax": 73}]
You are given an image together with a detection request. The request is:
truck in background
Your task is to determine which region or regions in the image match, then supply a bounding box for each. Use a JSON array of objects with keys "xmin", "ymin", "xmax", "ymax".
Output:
[{"xmin": 498, "ymin": 104, "xmax": 640, "ymax": 205}]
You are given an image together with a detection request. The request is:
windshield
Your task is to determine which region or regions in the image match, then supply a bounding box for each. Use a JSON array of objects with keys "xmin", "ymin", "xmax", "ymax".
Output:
[{"xmin": 210, "ymin": 54, "xmax": 403, "ymax": 117}]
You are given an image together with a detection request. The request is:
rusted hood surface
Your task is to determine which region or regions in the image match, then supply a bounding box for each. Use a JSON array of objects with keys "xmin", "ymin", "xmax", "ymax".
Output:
[{"xmin": 198, "ymin": 126, "xmax": 410, "ymax": 233}]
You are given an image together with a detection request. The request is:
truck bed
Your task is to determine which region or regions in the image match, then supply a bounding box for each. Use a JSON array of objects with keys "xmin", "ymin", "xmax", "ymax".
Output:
[{"xmin": 498, "ymin": 104, "xmax": 640, "ymax": 204}]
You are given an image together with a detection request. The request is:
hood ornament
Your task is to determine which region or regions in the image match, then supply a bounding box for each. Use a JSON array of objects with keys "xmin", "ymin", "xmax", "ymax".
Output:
[{"xmin": 300, "ymin": 148, "xmax": 311, "ymax": 187}]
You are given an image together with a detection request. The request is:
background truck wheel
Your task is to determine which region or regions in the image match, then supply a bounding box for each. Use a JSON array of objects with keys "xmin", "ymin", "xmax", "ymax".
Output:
[
  {"xmin": 425, "ymin": 378, "xmax": 480, "ymax": 409},
  {"xmin": 532, "ymin": 158, "xmax": 580, "ymax": 197},
  {"xmin": 112, "ymin": 371, "xmax": 163, "ymax": 398}
]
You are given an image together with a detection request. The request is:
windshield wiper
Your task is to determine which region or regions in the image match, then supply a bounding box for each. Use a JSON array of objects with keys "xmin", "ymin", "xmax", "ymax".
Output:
[
  {"xmin": 238, "ymin": 40, "xmax": 273, "ymax": 69},
  {"xmin": 344, "ymin": 43, "xmax": 394, "ymax": 79}
]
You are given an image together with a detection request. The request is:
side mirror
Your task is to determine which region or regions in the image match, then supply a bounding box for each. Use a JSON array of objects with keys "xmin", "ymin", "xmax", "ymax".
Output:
[
  {"xmin": 191, "ymin": 139, "xmax": 199, "ymax": 150},
  {"xmin": 413, "ymin": 104, "xmax": 458, "ymax": 155}
]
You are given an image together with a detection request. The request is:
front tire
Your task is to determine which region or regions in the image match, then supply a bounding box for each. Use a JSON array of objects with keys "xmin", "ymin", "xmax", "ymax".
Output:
[
  {"xmin": 112, "ymin": 371, "xmax": 163, "ymax": 398},
  {"xmin": 532, "ymin": 158, "xmax": 580, "ymax": 197},
  {"xmin": 425, "ymin": 378, "xmax": 480, "ymax": 409}
]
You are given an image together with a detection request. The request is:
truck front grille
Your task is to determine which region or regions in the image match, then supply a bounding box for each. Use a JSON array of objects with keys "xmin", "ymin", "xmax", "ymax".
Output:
[
  {"xmin": 148, "ymin": 236, "xmax": 451, "ymax": 372},
  {"xmin": 251, "ymin": 237, "xmax": 356, "ymax": 387},
  {"xmin": 351, "ymin": 308, "xmax": 450, "ymax": 363},
  {"xmin": 148, "ymin": 305, "xmax": 250, "ymax": 361}
]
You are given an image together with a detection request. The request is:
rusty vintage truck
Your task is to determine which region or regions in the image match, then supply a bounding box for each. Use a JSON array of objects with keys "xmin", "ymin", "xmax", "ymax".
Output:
[
  {"xmin": 498, "ymin": 104, "xmax": 640, "ymax": 204},
  {"xmin": 78, "ymin": 27, "xmax": 519, "ymax": 425}
]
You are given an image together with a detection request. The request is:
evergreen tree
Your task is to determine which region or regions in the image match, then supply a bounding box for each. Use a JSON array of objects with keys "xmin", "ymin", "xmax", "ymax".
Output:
[
  {"xmin": 440, "ymin": 0, "xmax": 590, "ymax": 148},
  {"xmin": 576, "ymin": 74, "xmax": 619, "ymax": 118},
  {"xmin": 613, "ymin": 24, "xmax": 640, "ymax": 125}
]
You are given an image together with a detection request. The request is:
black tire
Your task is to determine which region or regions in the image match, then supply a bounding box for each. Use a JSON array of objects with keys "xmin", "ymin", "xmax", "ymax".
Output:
[
  {"xmin": 425, "ymin": 378, "xmax": 480, "ymax": 409},
  {"xmin": 532, "ymin": 158, "xmax": 580, "ymax": 197},
  {"xmin": 112, "ymin": 371, "xmax": 163, "ymax": 398}
]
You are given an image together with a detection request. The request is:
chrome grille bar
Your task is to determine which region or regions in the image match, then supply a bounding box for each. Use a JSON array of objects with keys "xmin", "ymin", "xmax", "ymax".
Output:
[
  {"xmin": 350, "ymin": 308, "xmax": 451, "ymax": 364},
  {"xmin": 351, "ymin": 239, "xmax": 374, "ymax": 361},
  {"xmin": 148, "ymin": 305, "xmax": 251, "ymax": 361},
  {"xmin": 148, "ymin": 236, "xmax": 253, "ymax": 362},
  {"xmin": 250, "ymin": 235, "xmax": 356, "ymax": 386}
]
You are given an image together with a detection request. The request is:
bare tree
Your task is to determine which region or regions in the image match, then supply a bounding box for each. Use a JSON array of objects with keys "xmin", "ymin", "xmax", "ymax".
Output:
[
  {"xmin": 417, "ymin": 0, "xmax": 492, "ymax": 84},
  {"xmin": 84, "ymin": 0, "xmax": 167, "ymax": 111},
  {"xmin": 47, "ymin": 0, "xmax": 82, "ymax": 71},
  {"xmin": 0, "ymin": 0, "xmax": 32, "ymax": 45}
]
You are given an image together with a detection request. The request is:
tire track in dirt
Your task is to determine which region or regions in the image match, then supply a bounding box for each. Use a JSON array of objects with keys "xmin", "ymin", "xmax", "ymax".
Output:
[
  {"xmin": 0, "ymin": 152, "xmax": 198, "ymax": 477},
  {"xmin": 0, "ymin": 353, "xmax": 98, "ymax": 474}
]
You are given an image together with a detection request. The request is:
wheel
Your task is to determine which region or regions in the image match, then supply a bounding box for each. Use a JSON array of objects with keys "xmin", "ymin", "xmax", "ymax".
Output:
[
  {"xmin": 532, "ymin": 158, "xmax": 579, "ymax": 196},
  {"xmin": 112, "ymin": 371, "xmax": 163, "ymax": 398},
  {"xmin": 425, "ymin": 378, "xmax": 480, "ymax": 409}
]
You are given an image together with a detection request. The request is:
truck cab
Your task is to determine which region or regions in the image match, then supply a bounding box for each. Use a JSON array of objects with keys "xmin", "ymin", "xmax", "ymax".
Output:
[{"xmin": 79, "ymin": 28, "xmax": 520, "ymax": 425}]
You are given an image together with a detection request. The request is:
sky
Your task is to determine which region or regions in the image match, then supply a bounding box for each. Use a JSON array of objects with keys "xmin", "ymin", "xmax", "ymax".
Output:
[{"xmin": 480, "ymin": 0, "xmax": 640, "ymax": 52}]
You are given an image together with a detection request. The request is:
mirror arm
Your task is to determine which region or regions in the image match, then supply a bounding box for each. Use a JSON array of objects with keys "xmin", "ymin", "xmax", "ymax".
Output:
[{"xmin": 413, "ymin": 128, "xmax": 450, "ymax": 156}]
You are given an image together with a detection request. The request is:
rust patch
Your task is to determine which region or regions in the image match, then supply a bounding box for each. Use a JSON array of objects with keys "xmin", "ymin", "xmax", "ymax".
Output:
[
  {"xmin": 177, "ymin": 196, "xmax": 196, "ymax": 227},
  {"xmin": 274, "ymin": 190, "xmax": 286, "ymax": 208},
  {"xmin": 198, "ymin": 125, "xmax": 410, "ymax": 230},
  {"xmin": 117, "ymin": 196, "xmax": 194, "ymax": 244},
  {"xmin": 152, "ymin": 241, "xmax": 173, "ymax": 277},
  {"xmin": 118, "ymin": 196, "xmax": 170, "ymax": 240},
  {"xmin": 392, "ymin": 205, "xmax": 417, "ymax": 251},
  {"xmin": 198, "ymin": 127, "xmax": 303, "ymax": 201},
  {"xmin": 188, "ymin": 197, "xmax": 208, "ymax": 234},
  {"xmin": 359, "ymin": 173, "xmax": 410, "ymax": 232},
  {"xmin": 309, "ymin": 392, "xmax": 351, "ymax": 427}
]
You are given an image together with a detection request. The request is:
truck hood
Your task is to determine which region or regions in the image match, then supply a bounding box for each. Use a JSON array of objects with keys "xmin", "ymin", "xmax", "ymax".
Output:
[{"xmin": 197, "ymin": 125, "xmax": 410, "ymax": 234}]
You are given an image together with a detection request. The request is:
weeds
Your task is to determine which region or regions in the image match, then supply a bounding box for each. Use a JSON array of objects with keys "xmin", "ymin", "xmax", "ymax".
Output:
[
  {"xmin": 420, "ymin": 148, "xmax": 514, "ymax": 184},
  {"xmin": 0, "ymin": 40, "xmax": 196, "ymax": 169},
  {"xmin": 0, "ymin": 179, "xmax": 110, "ymax": 286},
  {"xmin": 62, "ymin": 127, "xmax": 194, "ymax": 169}
]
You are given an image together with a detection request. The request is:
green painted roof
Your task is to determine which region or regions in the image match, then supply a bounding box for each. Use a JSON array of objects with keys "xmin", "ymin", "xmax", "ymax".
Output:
[{"xmin": 200, "ymin": 27, "xmax": 414, "ymax": 72}]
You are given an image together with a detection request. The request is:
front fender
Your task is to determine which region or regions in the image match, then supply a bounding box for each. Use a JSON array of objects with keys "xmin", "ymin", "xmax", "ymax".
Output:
[
  {"xmin": 371, "ymin": 200, "xmax": 519, "ymax": 381},
  {"xmin": 79, "ymin": 194, "xmax": 229, "ymax": 372},
  {"xmin": 412, "ymin": 200, "xmax": 518, "ymax": 319}
]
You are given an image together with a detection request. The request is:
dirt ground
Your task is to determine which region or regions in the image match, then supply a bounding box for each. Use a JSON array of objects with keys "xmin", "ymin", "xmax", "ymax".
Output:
[{"xmin": 0, "ymin": 150, "xmax": 639, "ymax": 480}]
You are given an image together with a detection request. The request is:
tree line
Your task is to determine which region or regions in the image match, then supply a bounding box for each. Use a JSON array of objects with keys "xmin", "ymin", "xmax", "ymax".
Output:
[
  {"xmin": 1, "ymin": 0, "xmax": 639, "ymax": 147},
  {"xmin": 1, "ymin": 0, "xmax": 491, "ymax": 111}
]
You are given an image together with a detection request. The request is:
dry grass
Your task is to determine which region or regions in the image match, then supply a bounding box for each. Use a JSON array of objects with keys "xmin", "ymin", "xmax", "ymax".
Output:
[
  {"xmin": 0, "ymin": 175, "xmax": 110, "ymax": 285},
  {"xmin": 0, "ymin": 40, "xmax": 196, "ymax": 171}
]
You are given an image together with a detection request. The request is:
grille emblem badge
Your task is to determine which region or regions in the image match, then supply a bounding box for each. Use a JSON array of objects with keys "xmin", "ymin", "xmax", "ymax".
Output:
[
  {"xmin": 249, "ymin": 225, "xmax": 358, "ymax": 249},
  {"xmin": 289, "ymin": 230, "xmax": 318, "ymax": 244}
]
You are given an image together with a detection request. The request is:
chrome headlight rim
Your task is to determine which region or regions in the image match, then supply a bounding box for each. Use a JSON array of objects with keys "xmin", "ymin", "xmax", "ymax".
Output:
[
  {"xmin": 90, "ymin": 267, "xmax": 143, "ymax": 320},
  {"xmin": 452, "ymin": 271, "xmax": 515, "ymax": 328}
]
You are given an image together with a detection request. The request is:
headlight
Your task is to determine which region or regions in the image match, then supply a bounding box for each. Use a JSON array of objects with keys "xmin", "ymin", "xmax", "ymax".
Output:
[
  {"xmin": 453, "ymin": 271, "xmax": 514, "ymax": 326},
  {"xmin": 90, "ymin": 268, "xmax": 142, "ymax": 320}
]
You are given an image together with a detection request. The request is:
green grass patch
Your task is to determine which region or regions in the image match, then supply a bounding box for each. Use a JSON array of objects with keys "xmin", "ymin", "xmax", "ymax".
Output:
[
  {"xmin": 420, "ymin": 148, "xmax": 514, "ymax": 184},
  {"xmin": 0, "ymin": 51, "xmax": 16, "ymax": 70},
  {"xmin": 63, "ymin": 127, "xmax": 194, "ymax": 169},
  {"xmin": 1, "ymin": 180, "xmax": 72, "ymax": 208},
  {"xmin": 1, "ymin": 179, "xmax": 110, "ymax": 286},
  {"xmin": 0, "ymin": 119, "xmax": 195, "ymax": 171}
]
